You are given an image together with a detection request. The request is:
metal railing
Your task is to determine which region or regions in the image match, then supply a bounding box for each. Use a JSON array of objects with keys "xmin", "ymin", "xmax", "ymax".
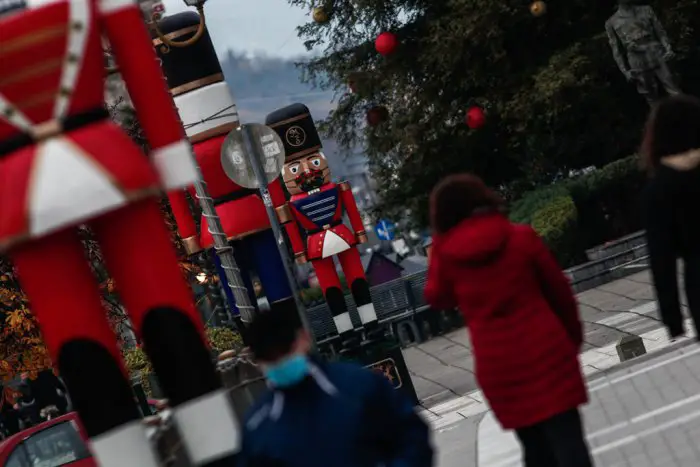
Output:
[{"xmin": 307, "ymin": 271, "xmax": 430, "ymax": 341}]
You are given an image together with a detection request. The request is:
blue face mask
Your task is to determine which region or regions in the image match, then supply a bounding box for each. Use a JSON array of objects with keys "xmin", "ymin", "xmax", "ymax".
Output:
[{"xmin": 264, "ymin": 354, "xmax": 309, "ymax": 388}]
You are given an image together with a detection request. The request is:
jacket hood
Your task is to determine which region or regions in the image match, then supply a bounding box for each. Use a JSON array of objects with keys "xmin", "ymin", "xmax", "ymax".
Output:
[
  {"xmin": 438, "ymin": 213, "xmax": 513, "ymax": 264},
  {"xmin": 661, "ymin": 149, "xmax": 700, "ymax": 172}
]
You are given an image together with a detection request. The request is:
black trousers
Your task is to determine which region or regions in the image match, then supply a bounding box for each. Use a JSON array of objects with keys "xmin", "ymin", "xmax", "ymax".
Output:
[{"xmin": 515, "ymin": 408, "xmax": 593, "ymax": 467}]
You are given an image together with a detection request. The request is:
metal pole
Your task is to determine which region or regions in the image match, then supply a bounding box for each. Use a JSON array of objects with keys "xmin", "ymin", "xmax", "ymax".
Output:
[
  {"xmin": 105, "ymin": 47, "xmax": 255, "ymax": 326},
  {"xmin": 240, "ymin": 125, "xmax": 316, "ymax": 349},
  {"xmin": 190, "ymin": 173, "xmax": 257, "ymax": 324},
  {"xmin": 151, "ymin": 52, "xmax": 257, "ymax": 326}
]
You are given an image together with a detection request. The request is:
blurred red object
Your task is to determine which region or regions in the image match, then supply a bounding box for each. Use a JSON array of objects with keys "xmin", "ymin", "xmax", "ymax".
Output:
[
  {"xmin": 366, "ymin": 106, "xmax": 389, "ymax": 126},
  {"xmin": 375, "ymin": 32, "xmax": 398, "ymax": 56},
  {"xmin": 465, "ymin": 106, "xmax": 486, "ymax": 129},
  {"xmin": 0, "ymin": 413, "xmax": 96, "ymax": 466}
]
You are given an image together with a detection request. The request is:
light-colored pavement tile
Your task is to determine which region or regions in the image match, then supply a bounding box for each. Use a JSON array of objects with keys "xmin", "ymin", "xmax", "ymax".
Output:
[{"xmin": 474, "ymin": 345, "xmax": 700, "ymax": 467}]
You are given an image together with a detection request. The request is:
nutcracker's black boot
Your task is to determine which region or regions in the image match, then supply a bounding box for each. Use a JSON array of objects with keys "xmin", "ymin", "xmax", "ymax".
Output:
[
  {"xmin": 350, "ymin": 278, "xmax": 384, "ymax": 344},
  {"xmin": 326, "ymin": 287, "xmax": 361, "ymax": 350},
  {"xmin": 361, "ymin": 320, "xmax": 386, "ymax": 346}
]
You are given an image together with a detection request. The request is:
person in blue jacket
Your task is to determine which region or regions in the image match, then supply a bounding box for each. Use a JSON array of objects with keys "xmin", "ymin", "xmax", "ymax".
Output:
[{"xmin": 238, "ymin": 308, "xmax": 434, "ymax": 467}]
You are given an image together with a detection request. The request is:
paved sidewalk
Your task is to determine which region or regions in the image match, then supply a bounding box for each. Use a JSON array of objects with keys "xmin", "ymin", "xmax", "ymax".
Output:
[
  {"xmin": 406, "ymin": 269, "xmax": 667, "ymax": 407},
  {"xmin": 420, "ymin": 308, "xmax": 694, "ymax": 432},
  {"xmin": 477, "ymin": 341, "xmax": 700, "ymax": 467}
]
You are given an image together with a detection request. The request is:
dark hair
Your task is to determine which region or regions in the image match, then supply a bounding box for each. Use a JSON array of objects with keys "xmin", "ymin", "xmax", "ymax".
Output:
[
  {"xmin": 246, "ymin": 307, "xmax": 302, "ymax": 362},
  {"xmin": 429, "ymin": 173, "xmax": 505, "ymax": 235},
  {"xmin": 641, "ymin": 95, "xmax": 700, "ymax": 175}
]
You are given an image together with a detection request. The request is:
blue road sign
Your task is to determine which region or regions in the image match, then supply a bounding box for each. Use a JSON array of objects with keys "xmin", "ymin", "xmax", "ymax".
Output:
[{"xmin": 375, "ymin": 219, "xmax": 396, "ymax": 241}]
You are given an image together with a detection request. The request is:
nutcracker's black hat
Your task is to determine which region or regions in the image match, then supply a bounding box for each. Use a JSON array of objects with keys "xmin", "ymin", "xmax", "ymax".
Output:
[
  {"xmin": 152, "ymin": 12, "xmax": 223, "ymax": 96},
  {"xmin": 265, "ymin": 103, "xmax": 323, "ymax": 162}
]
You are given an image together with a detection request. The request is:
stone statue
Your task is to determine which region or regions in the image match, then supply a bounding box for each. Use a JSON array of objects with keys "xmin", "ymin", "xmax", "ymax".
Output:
[{"xmin": 605, "ymin": 0, "xmax": 681, "ymax": 105}]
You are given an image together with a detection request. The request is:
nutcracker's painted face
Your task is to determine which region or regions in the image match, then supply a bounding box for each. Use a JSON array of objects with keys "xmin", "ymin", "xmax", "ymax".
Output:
[{"xmin": 283, "ymin": 153, "xmax": 331, "ymax": 195}]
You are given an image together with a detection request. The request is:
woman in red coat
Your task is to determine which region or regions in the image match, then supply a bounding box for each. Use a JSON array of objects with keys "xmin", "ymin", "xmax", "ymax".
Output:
[{"xmin": 425, "ymin": 174, "xmax": 593, "ymax": 467}]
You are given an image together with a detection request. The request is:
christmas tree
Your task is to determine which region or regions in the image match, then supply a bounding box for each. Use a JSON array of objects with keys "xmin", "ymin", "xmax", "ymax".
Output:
[{"xmin": 291, "ymin": 0, "xmax": 700, "ymax": 225}]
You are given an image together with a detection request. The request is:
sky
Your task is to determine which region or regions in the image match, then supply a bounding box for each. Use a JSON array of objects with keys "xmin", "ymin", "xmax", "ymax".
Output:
[{"xmin": 161, "ymin": 0, "xmax": 311, "ymax": 58}]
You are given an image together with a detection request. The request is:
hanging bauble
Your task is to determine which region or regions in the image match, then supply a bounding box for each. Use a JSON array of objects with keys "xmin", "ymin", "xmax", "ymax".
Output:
[
  {"xmin": 530, "ymin": 1, "xmax": 546, "ymax": 17},
  {"xmin": 367, "ymin": 106, "xmax": 389, "ymax": 126},
  {"xmin": 465, "ymin": 106, "xmax": 486, "ymax": 129},
  {"xmin": 375, "ymin": 32, "xmax": 398, "ymax": 56},
  {"xmin": 312, "ymin": 6, "xmax": 329, "ymax": 23}
]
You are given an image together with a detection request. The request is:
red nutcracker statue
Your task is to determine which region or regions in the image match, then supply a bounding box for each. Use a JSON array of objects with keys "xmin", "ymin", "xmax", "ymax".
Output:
[
  {"xmin": 0, "ymin": 2, "xmax": 238, "ymax": 467},
  {"xmin": 265, "ymin": 104, "xmax": 380, "ymax": 343}
]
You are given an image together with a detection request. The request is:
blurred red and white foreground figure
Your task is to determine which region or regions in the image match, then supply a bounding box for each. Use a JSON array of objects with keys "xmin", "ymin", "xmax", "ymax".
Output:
[{"xmin": 0, "ymin": 0, "xmax": 239, "ymax": 466}]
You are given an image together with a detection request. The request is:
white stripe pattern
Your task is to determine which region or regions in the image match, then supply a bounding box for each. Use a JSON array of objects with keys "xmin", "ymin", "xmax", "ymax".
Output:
[
  {"xmin": 357, "ymin": 303, "xmax": 378, "ymax": 324},
  {"xmin": 53, "ymin": 0, "xmax": 90, "ymax": 119},
  {"xmin": 334, "ymin": 312, "xmax": 354, "ymax": 333},
  {"xmin": 173, "ymin": 389, "xmax": 241, "ymax": 464},
  {"xmin": 97, "ymin": 0, "xmax": 133, "ymax": 14},
  {"xmin": 29, "ymin": 138, "xmax": 126, "ymax": 237},
  {"xmin": 90, "ymin": 421, "xmax": 160, "ymax": 467},
  {"xmin": 0, "ymin": 93, "xmax": 33, "ymax": 131},
  {"xmin": 151, "ymin": 139, "xmax": 199, "ymax": 189}
]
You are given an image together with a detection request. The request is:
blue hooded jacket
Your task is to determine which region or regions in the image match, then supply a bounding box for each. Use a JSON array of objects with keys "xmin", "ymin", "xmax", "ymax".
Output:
[{"xmin": 237, "ymin": 359, "xmax": 433, "ymax": 467}]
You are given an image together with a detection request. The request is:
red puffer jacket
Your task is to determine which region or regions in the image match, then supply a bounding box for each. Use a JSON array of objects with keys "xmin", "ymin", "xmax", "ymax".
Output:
[{"xmin": 425, "ymin": 213, "xmax": 587, "ymax": 429}]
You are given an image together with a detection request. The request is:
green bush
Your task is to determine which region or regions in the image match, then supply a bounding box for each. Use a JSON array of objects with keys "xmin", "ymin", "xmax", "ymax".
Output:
[
  {"xmin": 123, "ymin": 325, "xmax": 242, "ymax": 396},
  {"xmin": 206, "ymin": 326, "xmax": 243, "ymax": 355},
  {"xmin": 566, "ymin": 155, "xmax": 644, "ymax": 247},
  {"xmin": 510, "ymin": 154, "xmax": 645, "ymax": 267},
  {"xmin": 300, "ymin": 286, "xmax": 324, "ymax": 305},
  {"xmin": 123, "ymin": 346, "xmax": 152, "ymax": 396},
  {"xmin": 510, "ymin": 185, "xmax": 569, "ymax": 224},
  {"xmin": 530, "ymin": 196, "xmax": 581, "ymax": 267}
]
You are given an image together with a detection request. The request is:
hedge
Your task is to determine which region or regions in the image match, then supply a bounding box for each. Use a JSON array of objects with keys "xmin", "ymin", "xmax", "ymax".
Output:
[
  {"xmin": 530, "ymin": 196, "xmax": 581, "ymax": 267},
  {"xmin": 123, "ymin": 326, "xmax": 242, "ymax": 396},
  {"xmin": 510, "ymin": 155, "xmax": 645, "ymax": 267}
]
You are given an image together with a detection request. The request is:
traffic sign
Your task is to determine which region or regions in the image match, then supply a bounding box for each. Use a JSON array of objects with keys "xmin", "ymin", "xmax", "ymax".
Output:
[
  {"xmin": 220, "ymin": 123, "xmax": 286, "ymax": 189},
  {"xmin": 375, "ymin": 219, "xmax": 396, "ymax": 241}
]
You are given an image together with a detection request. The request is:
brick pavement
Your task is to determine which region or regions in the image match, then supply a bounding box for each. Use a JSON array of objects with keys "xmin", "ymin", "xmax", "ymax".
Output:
[
  {"xmin": 476, "ymin": 342, "xmax": 700, "ymax": 467},
  {"xmin": 405, "ymin": 269, "xmax": 684, "ymax": 409}
]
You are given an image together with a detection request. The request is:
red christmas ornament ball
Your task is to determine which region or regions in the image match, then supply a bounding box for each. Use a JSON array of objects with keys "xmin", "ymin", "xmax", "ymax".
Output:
[
  {"xmin": 366, "ymin": 106, "xmax": 389, "ymax": 126},
  {"xmin": 375, "ymin": 32, "xmax": 398, "ymax": 56},
  {"xmin": 465, "ymin": 106, "xmax": 486, "ymax": 129}
]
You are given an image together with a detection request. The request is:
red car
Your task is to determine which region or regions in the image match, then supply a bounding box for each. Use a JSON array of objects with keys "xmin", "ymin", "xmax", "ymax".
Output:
[{"xmin": 0, "ymin": 413, "xmax": 95, "ymax": 467}]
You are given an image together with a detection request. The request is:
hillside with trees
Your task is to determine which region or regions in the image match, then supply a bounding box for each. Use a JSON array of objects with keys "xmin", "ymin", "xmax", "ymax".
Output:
[{"xmin": 220, "ymin": 52, "xmax": 335, "ymax": 123}]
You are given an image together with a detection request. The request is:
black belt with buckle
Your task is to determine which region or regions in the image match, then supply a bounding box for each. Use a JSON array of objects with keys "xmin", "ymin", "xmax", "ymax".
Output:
[
  {"xmin": 307, "ymin": 220, "xmax": 342, "ymax": 235},
  {"xmin": 0, "ymin": 107, "xmax": 109, "ymax": 158}
]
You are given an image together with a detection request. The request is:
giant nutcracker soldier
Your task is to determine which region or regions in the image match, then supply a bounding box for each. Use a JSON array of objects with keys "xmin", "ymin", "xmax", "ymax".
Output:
[
  {"xmin": 265, "ymin": 104, "xmax": 380, "ymax": 343},
  {"xmin": 0, "ymin": 2, "xmax": 239, "ymax": 467},
  {"xmin": 154, "ymin": 11, "xmax": 297, "ymax": 316}
]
